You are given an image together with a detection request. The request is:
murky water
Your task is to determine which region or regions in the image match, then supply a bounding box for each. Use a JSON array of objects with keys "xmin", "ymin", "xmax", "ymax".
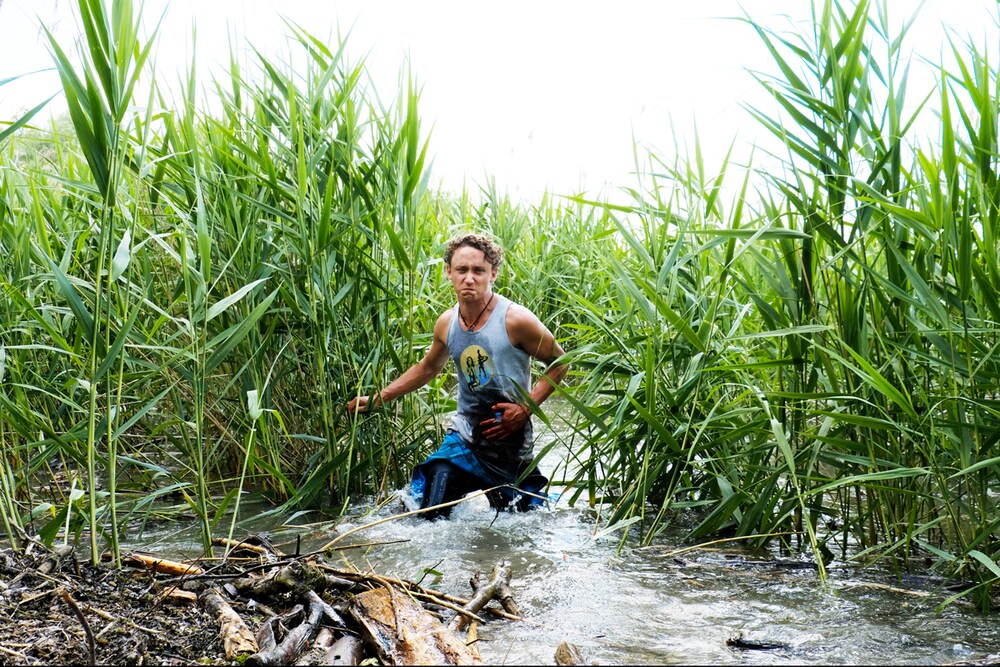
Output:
[
  {"xmin": 136, "ymin": 489, "xmax": 1000, "ymax": 665},
  {"xmin": 130, "ymin": 406, "xmax": 1000, "ymax": 666},
  {"xmin": 322, "ymin": 493, "xmax": 998, "ymax": 666}
]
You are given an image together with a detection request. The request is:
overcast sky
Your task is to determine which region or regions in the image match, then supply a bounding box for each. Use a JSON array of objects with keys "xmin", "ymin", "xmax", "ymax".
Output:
[{"xmin": 1, "ymin": 1, "xmax": 997, "ymax": 199}]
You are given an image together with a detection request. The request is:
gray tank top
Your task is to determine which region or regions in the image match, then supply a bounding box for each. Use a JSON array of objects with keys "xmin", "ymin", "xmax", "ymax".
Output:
[{"xmin": 447, "ymin": 294, "xmax": 534, "ymax": 459}]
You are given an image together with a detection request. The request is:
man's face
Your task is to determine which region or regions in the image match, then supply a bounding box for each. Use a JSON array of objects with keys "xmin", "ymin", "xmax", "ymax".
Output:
[{"xmin": 446, "ymin": 245, "xmax": 497, "ymax": 301}]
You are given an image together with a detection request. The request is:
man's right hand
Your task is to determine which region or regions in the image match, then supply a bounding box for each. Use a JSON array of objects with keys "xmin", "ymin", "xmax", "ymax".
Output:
[{"xmin": 346, "ymin": 395, "xmax": 371, "ymax": 415}]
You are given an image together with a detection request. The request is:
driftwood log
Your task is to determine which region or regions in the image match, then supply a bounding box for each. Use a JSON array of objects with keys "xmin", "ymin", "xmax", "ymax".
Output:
[
  {"xmin": 351, "ymin": 586, "xmax": 482, "ymax": 665},
  {"xmin": 466, "ymin": 622, "xmax": 482, "ymax": 661},
  {"xmin": 200, "ymin": 587, "xmax": 258, "ymax": 660},
  {"xmin": 726, "ymin": 631, "xmax": 788, "ymax": 651},
  {"xmin": 38, "ymin": 545, "xmax": 74, "ymax": 575},
  {"xmin": 448, "ymin": 561, "xmax": 516, "ymax": 633},
  {"xmin": 123, "ymin": 553, "xmax": 204, "ymax": 576},
  {"xmin": 157, "ymin": 586, "xmax": 198, "ymax": 605},
  {"xmin": 248, "ymin": 591, "xmax": 327, "ymax": 666},
  {"xmin": 320, "ymin": 635, "xmax": 365, "ymax": 666},
  {"xmin": 212, "ymin": 536, "xmax": 285, "ymax": 559},
  {"xmin": 293, "ymin": 632, "xmax": 366, "ymax": 666},
  {"xmin": 254, "ymin": 611, "xmax": 288, "ymax": 656},
  {"xmin": 294, "ymin": 627, "xmax": 335, "ymax": 666},
  {"xmin": 255, "ymin": 617, "xmax": 276, "ymax": 655},
  {"xmin": 234, "ymin": 560, "xmax": 351, "ymax": 599}
]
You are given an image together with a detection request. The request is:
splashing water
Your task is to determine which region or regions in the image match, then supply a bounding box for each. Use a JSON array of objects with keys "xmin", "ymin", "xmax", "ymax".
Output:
[
  {"xmin": 328, "ymin": 489, "xmax": 999, "ymax": 666},
  {"xmin": 130, "ymin": 401, "xmax": 1000, "ymax": 665}
]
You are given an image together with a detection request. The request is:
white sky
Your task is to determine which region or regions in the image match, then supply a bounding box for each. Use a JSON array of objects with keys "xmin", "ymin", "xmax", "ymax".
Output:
[{"xmin": 1, "ymin": 0, "xmax": 998, "ymax": 200}]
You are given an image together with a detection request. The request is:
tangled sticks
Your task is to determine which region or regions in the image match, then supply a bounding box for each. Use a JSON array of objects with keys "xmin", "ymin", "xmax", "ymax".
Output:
[
  {"xmin": 149, "ymin": 537, "xmax": 524, "ymax": 666},
  {"xmin": 1, "ymin": 532, "xmax": 595, "ymax": 666}
]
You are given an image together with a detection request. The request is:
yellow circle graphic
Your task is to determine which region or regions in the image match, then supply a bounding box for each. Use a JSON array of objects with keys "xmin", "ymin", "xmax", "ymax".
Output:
[{"xmin": 460, "ymin": 345, "xmax": 493, "ymax": 391}]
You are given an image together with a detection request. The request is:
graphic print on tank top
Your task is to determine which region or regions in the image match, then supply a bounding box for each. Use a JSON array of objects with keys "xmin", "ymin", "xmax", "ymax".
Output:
[{"xmin": 460, "ymin": 344, "xmax": 494, "ymax": 392}]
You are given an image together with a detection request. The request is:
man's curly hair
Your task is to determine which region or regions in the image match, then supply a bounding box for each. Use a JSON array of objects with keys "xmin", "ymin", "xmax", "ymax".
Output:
[{"xmin": 444, "ymin": 233, "xmax": 504, "ymax": 270}]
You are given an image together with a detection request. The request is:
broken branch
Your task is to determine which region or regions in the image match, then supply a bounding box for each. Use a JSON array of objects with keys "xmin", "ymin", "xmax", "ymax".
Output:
[{"xmin": 199, "ymin": 587, "xmax": 258, "ymax": 660}]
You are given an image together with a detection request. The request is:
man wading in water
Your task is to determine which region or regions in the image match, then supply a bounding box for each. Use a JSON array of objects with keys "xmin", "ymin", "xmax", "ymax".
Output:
[{"xmin": 346, "ymin": 233, "xmax": 569, "ymax": 518}]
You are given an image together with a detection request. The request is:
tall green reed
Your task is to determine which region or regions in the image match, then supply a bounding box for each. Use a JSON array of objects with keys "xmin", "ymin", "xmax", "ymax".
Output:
[
  {"xmin": 744, "ymin": 0, "xmax": 1000, "ymax": 602},
  {"xmin": 40, "ymin": 0, "xmax": 157, "ymax": 563},
  {"xmin": 191, "ymin": 26, "xmax": 435, "ymax": 512},
  {"xmin": 0, "ymin": 77, "xmax": 50, "ymax": 552},
  {"xmin": 0, "ymin": 0, "xmax": 434, "ymax": 558},
  {"xmin": 552, "ymin": 0, "xmax": 1000, "ymax": 608}
]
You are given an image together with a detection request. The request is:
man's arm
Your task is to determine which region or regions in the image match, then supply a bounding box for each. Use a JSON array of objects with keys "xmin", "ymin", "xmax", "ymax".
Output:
[
  {"xmin": 480, "ymin": 304, "xmax": 568, "ymax": 440},
  {"xmin": 346, "ymin": 310, "xmax": 453, "ymax": 414}
]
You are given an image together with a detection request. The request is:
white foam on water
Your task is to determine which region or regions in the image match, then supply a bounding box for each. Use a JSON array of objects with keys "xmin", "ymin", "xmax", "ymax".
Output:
[{"xmin": 330, "ymin": 490, "xmax": 1000, "ymax": 665}]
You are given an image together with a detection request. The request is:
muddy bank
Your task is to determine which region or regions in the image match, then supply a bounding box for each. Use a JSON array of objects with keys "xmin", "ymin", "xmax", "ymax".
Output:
[
  {"xmin": 0, "ymin": 543, "xmax": 223, "ymax": 665},
  {"xmin": 0, "ymin": 536, "xmax": 555, "ymax": 666}
]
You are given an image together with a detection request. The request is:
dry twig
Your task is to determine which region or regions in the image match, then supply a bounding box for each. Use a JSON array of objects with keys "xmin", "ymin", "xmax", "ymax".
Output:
[{"xmin": 56, "ymin": 587, "xmax": 95, "ymax": 666}]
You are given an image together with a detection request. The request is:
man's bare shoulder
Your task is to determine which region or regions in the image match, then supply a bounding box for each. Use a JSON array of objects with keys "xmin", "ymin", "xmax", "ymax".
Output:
[
  {"xmin": 435, "ymin": 306, "xmax": 456, "ymax": 325},
  {"xmin": 504, "ymin": 300, "xmax": 559, "ymax": 357},
  {"xmin": 505, "ymin": 300, "xmax": 543, "ymax": 327},
  {"xmin": 433, "ymin": 307, "xmax": 455, "ymax": 337}
]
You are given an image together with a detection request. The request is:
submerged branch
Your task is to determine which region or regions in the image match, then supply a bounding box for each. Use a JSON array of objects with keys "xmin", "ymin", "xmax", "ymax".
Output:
[{"xmin": 448, "ymin": 561, "xmax": 515, "ymax": 633}]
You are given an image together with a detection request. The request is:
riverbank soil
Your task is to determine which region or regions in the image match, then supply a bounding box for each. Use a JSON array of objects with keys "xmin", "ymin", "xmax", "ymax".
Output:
[
  {"xmin": 0, "ymin": 545, "xmax": 225, "ymax": 665},
  {"xmin": 0, "ymin": 538, "xmax": 522, "ymax": 666}
]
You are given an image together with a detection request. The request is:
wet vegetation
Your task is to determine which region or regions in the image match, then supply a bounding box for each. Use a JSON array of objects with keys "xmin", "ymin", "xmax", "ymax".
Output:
[{"xmin": 3, "ymin": 0, "xmax": 1000, "ymax": 615}]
